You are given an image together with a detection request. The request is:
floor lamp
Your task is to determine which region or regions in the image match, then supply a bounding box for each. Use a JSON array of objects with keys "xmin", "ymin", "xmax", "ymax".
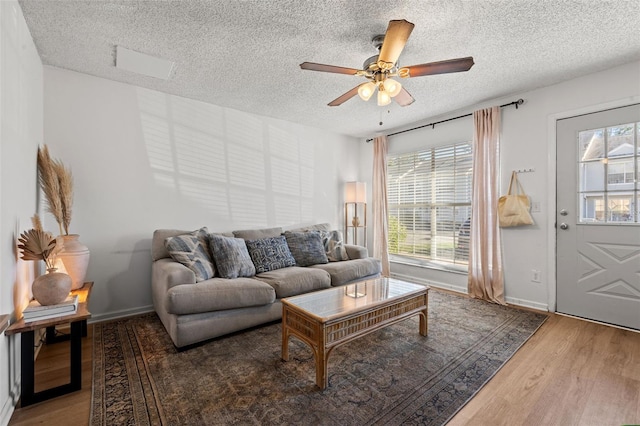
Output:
[{"xmin": 344, "ymin": 181, "xmax": 366, "ymax": 246}]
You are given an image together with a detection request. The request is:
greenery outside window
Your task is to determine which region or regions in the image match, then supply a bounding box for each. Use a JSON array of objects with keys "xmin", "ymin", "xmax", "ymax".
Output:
[{"xmin": 387, "ymin": 142, "xmax": 473, "ymax": 271}]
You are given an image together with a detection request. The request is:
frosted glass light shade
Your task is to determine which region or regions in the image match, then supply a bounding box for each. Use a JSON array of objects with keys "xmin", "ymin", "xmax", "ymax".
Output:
[
  {"xmin": 383, "ymin": 78, "xmax": 402, "ymax": 97},
  {"xmin": 357, "ymin": 82, "xmax": 376, "ymax": 101},
  {"xmin": 377, "ymin": 89, "xmax": 391, "ymax": 106},
  {"xmin": 345, "ymin": 181, "xmax": 366, "ymax": 203}
]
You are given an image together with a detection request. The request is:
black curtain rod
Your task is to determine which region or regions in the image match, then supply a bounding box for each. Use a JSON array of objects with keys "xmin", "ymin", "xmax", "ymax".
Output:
[{"xmin": 365, "ymin": 98, "xmax": 525, "ymax": 143}]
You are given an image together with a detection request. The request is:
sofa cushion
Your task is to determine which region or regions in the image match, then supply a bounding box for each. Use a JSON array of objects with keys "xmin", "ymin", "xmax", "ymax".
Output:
[
  {"xmin": 245, "ymin": 236, "xmax": 296, "ymax": 273},
  {"xmin": 233, "ymin": 227, "xmax": 283, "ymax": 240},
  {"xmin": 166, "ymin": 277, "xmax": 276, "ymax": 315},
  {"xmin": 209, "ymin": 235, "xmax": 256, "ymax": 279},
  {"xmin": 310, "ymin": 258, "xmax": 382, "ymax": 286},
  {"xmin": 164, "ymin": 228, "xmax": 215, "ymax": 282},
  {"xmin": 320, "ymin": 230, "xmax": 349, "ymax": 262},
  {"xmin": 254, "ymin": 266, "xmax": 331, "ymax": 298},
  {"xmin": 283, "ymin": 231, "xmax": 328, "ymax": 267},
  {"xmin": 288, "ymin": 223, "xmax": 331, "ymax": 233}
]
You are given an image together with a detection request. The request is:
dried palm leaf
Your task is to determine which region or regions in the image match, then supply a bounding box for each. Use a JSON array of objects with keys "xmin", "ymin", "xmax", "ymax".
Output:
[
  {"xmin": 18, "ymin": 229, "xmax": 56, "ymax": 261},
  {"xmin": 37, "ymin": 146, "xmax": 64, "ymax": 236},
  {"xmin": 18, "ymin": 228, "xmax": 62, "ymax": 269},
  {"xmin": 52, "ymin": 159, "xmax": 73, "ymax": 235}
]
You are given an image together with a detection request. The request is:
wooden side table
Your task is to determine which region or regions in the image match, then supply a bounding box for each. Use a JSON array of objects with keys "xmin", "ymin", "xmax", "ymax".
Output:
[{"xmin": 5, "ymin": 282, "xmax": 92, "ymax": 406}]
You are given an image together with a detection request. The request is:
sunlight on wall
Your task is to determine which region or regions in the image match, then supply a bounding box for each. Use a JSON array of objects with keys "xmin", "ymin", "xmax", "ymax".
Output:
[{"xmin": 136, "ymin": 87, "xmax": 316, "ymax": 229}]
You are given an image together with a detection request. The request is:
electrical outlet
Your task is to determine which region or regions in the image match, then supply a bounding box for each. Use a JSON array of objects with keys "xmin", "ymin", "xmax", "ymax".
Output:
[
  {"xmin": 531, "ymin": 201, "xmax": 541, "ymax": 213},
  {"xmin": 531, "ymin": 269, "xmax": 541, "ymax": 283}
]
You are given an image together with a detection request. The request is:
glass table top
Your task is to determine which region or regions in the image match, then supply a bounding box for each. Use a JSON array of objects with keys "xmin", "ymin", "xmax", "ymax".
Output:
[{"xmin": 282, "ymin": 277, "xmax": 428, "ymax": 321}]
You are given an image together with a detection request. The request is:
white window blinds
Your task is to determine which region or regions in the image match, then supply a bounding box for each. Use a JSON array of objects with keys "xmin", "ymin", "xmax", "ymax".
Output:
[{"xmin": 387, "ymin": 142, "xmax": 473, "ymax": 267}]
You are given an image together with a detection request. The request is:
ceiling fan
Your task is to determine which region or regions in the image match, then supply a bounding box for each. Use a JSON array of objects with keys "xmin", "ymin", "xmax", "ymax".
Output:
[{"xmin": 300, "ymin": 19, "xmax": 474, "ymax": 107}]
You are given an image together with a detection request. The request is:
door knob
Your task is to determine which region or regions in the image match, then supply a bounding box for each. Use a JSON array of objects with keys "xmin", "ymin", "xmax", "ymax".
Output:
[{"xmin": 560, "ymin": 223, "xmax": 569, "ymax": 230}]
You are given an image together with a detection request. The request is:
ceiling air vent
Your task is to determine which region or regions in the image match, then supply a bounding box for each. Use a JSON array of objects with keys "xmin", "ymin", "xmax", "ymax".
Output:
[{"xmin": 116, "ymin": 46, "xmax": 174, "ymax": 80}]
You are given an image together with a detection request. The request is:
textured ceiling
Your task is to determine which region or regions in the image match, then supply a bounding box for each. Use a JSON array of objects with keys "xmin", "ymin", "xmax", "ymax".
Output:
[{"xmin": 18, "ymin": 0, "xmax": 640, "ymax": 138}]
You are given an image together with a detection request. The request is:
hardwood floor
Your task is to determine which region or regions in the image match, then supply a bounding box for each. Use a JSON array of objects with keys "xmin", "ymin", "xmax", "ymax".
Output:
[{"xmin": 8, "ymin": 312, "xmax": 640, "ymax": 425}]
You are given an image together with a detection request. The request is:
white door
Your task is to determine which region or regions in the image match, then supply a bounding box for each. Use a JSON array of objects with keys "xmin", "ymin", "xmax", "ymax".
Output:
[{"xmin": 556, "ymin": 104, "xmax": 640, "ymax": 330}]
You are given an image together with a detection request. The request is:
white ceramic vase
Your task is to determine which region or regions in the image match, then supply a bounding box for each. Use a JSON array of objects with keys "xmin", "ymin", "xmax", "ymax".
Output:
[
  {"xmin": 57, "ymin": 234, "xmax": 90, "ymax": 290},
  {"xmin": 32, "ymin": 268, "xmax": 72, "ymax": 306}
]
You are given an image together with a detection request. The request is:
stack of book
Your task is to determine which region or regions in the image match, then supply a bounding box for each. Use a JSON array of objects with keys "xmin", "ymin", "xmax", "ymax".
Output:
[{"xmin": 22, "ymin": 295, "xmax": 79, "ymax": 323}]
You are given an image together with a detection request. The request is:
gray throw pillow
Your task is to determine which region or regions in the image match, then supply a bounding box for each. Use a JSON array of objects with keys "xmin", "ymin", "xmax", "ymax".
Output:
[
  {"xmin": 209, "ymin": 234, "xmax": 256, "ymax": 279},
  {"xmin": 164, "ymin": 227, "xmax": 216, "ymax": 282},
  {"xmin": 245, "ymin": 236, "xmax": 296, "ymax": 273},
  {"xmin": 320, "ymin": 230, "xmax": 349, "ymax": 261},
  {"xmin": 284, "ymin": 231, "xmax": 328, "ymax": 267}
]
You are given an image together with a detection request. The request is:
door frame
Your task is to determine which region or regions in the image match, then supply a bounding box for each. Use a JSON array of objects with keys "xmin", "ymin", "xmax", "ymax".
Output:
[{"xmin": 546, "ymin": 95, "xmax": 640, "ymax": 312}]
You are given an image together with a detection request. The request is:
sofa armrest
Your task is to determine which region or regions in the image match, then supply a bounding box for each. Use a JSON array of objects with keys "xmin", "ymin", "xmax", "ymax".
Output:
[
  {"xmin": 152, "ymin": 258, "xmax": 196, "ymax": 291},
  {"xmin": 344, "ymin": 244, "xmax": 368, "ymax": 259}
]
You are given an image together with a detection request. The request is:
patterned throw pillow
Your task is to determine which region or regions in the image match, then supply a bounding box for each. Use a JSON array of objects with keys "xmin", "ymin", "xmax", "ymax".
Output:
[
  {"xmin": 245, "ymin": 236, "xmax": 296, "ymax": 274},
  {"xmin": 320, "ymin": 230, "xmax": 349, "ymax": 262},
  {"xmin": 209, "ymin": 235, "xmax": 256, "ymax": 279},
  {"xmin": 283, "ymin": 231, "xmax": 328, "ymax": 267},
  {"xmin": 164, "ymin": 227, "xmax": 215, "ymax": 282}
]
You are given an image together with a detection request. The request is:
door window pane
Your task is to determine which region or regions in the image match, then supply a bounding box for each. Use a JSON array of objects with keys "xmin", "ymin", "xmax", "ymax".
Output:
[
  {"xmin": 580, "ymin": 195, "xmax": 604, "ymax": 222},
  {"xmin": 607, "ymin": 196, "xmax": 633, "ymax": 222},
  {"xmin": 579, "ymin": 162, "xmax": 605, "ymax": 191},
  {"xmin": 579, "ymin": 128, "xmax": 604, "ymax": 160},
  {"xmin": 577, "ymin": 121, "xmax": 639, "ymax": 224}
]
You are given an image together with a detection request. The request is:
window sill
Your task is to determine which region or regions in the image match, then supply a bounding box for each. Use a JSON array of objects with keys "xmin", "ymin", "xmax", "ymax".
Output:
[{"xmin": 390, "ymin": 256, "xmax": 468, "ymax": 275}]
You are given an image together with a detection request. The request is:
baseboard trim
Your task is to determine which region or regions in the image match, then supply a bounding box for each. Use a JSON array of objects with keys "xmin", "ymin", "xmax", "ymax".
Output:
[
  {"xmin": 87, "ymin": 305, "xmax": 154, "ymax": 324},
  {"xmin": 0, "ymin": 379, "xmax": 19, "ymax": 426},
  {"xmin": 0, "ymin": 398, "xmax": 14, "ymax": 426},
  {"xmin": 504, "ymin": 297, "xmax": 548, "ymax": 312},
  {"xmin": 390, "ymin": 272, "xmax": 549, "ymax": 312}
]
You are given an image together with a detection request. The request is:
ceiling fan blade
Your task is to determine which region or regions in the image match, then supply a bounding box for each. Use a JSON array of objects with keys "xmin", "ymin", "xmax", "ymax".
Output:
[
  {"xmin": 394, "ymin": 87, "xmax": 415, "ymax": 107},
  {"xmin": 403, "ymin": 57, "xmax": 475, "ymax": 77},
  {"xmin": 377, "ymin": 19, "xmax": 415, "ymax": 68},
  {"xmin": 328, "ymin": 84, "xmax": 363, "ymax": 106},
  {"xmin": 300, "ymin": 62, "xmax": 360, "ymax": 75}
]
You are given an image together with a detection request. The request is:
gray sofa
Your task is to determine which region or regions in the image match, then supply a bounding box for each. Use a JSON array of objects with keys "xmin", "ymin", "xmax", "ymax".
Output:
[{"xmin": 151, "ymin": 223, "xmax": 381, "ymax": 348}]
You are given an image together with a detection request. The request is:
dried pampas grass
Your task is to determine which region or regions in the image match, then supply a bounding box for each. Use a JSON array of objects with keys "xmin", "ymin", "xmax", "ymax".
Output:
[
  {"xmin": 37, "ymin": 145, "xmax": 73, "ymax": 235},
  {"xmin": 52, "ymin": 159, "xmax": 73, "ymax": 235}
]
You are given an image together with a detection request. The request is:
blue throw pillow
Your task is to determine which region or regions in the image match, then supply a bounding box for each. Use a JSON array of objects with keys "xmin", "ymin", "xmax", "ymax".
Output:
[
  {"xmin": 165, "ymin": 227, "xmax": 215, "ymax": 282},
  {"xmin": 284, "ymin": 231, "xmax": 328, "ymax": 267},
  {"xmin": 245, "ymin": 236, "xmax": 296, "ymax": 274},
  {"xmin": 208, "ymin": 235, "xmax": 256, "ymax": 279}
]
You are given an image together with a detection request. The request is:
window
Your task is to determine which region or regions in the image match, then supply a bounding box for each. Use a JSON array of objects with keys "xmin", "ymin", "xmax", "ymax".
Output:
[
  {"xmin": 387, "ymin": 142, "xmax": 473, "ymax": 270},
  {"xmin": 578, "ymin": 122, "xmax": 639, "ymax": 223}
]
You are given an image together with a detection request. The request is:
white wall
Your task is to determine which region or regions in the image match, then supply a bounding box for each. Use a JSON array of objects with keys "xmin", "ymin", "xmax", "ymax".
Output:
[
  {"xmin": 362, "ymin": 60, "xmax": 640, "ymax": 310},
  {"xmin": 0, "ymin": 1, "xmax": 43, "ymax": 423},
  {"xmin": 43, "ymin": 67, "xmax": 360, "ymax": 321}
]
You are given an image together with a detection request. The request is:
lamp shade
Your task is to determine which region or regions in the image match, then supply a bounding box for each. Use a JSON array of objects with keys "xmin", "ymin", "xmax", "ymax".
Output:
[
  {"xmin": 383, "ymin": 78, "xmax": 402, "ymax": 97},
  {"xmin": 377, "ymin": 88, "xmax": 391, "ymax": 106},
  {"xmin": 345, "ymin": 181, "xmax": 366, "ymax": 203},
  {"xmin": 357, "ymin": 82, "xmax": 376, "ymax": 101}
]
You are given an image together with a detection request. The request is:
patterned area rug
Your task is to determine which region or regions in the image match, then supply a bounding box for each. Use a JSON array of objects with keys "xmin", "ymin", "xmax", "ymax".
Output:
[{"xmin": 90, "ymin": 290, "xmax": 547, "ymax": 425}]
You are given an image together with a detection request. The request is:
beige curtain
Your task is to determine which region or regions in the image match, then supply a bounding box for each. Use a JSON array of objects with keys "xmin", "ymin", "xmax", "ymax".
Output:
[
  {"xmin": 468, "ymin": 106, "xmax": 505, "ymax": 304},
  {"xmin": 372, "ymin": 135, "xmax": 390, "ymax": 277}
]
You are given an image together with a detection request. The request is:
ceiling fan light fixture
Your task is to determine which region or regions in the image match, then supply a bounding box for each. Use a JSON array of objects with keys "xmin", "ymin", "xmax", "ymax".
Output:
[
  {"xmin": 377, "ymin": 86, "xmax": 391, "ymax": 106},
  {"xmin": 383, "ymin": 78, "xmax": 402, "ymax": 97},
  {"xmin": 358, "ymin": 82, "xmax": 376, "ymax": 101}
]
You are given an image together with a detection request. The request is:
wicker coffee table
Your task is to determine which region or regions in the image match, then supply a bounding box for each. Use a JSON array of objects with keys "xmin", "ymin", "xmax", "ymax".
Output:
[{"xmin": 281, "ymin": 277, "xmax": 429, "ymax": 389}]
